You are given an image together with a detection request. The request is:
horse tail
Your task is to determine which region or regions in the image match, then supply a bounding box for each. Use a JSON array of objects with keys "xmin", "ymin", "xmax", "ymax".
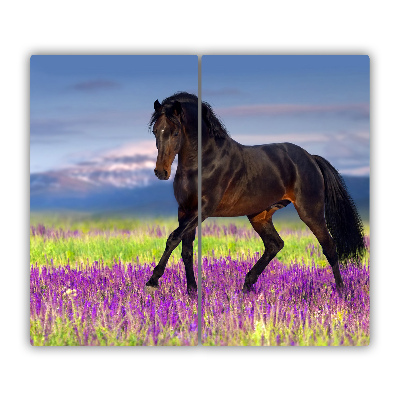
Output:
[{"xmin": 313, "ymin": 155, "xmax": 366, "ymax": 265}]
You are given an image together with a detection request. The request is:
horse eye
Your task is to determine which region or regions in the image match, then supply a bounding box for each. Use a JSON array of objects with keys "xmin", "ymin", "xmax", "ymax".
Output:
[{"xmin": 173, "ymin": 131, "xmax": 179, "ymax": 137}]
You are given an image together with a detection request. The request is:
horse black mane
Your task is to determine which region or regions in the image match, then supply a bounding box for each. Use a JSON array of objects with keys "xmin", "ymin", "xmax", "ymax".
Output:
[
  {"xmin": 202, "ymin": 99, "xmax": 230, "ymax": 139},
  {"xmin": 149, "ymin": 91, "xmax": 230, "ymax": 139},
  {"xmin": 149, "ymin": 92, "xmax": 198, "ymax": 130}
]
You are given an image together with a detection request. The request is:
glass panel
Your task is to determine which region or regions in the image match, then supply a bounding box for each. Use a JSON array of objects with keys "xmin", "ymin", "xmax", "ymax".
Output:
[
  {"xmin": 201, "ymin": 55, "xmax": 370, "ymax": 346},
  {"xmin": 30, "ymin": 55, "xmax": 199, "ymax": 346}
]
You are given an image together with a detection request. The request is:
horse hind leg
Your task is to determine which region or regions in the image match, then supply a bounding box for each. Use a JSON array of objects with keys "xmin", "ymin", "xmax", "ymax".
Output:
[
  {"xmin": 243, "ymin": 209, "xmax": 284, "ymax": 293},
  {"xmin": 294, "ymin": 201, "xmax": 343, "ymax": 289}
]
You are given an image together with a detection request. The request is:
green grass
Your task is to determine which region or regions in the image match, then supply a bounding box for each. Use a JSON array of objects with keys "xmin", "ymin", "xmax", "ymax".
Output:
[
  {"xmin": 30, "ymin": 233, "xmax": 195, "ymax": 266},
  {"xmin": 202, "ymin": 233, "xmax": 327, "ymax": 266},
  {"xmin": 30, "ymin": 212, "xmax": 179, "ymax": 232},
  {"xmin": 30, "ymin": 213, "xmax": 369, "ymax": 267},
  {"xmin": 30, "ymin": 213, "xmax": 185, "ymax": 266}
]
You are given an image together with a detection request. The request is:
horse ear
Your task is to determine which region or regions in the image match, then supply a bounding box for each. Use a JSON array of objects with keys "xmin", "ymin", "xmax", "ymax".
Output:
[
  {"xmin": 154, "ymin": 99, "xmax": 162, "ymax": 112},
  {"xmin": 172, "ymin": 100, "xmax": 182, "ymax": 116}
]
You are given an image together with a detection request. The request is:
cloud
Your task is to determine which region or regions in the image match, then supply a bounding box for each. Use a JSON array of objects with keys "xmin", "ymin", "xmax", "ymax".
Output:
[
  {"xmin": 71, "ymin": 79, "xmax": 121, "ymax": 91},
  {"xmin": 30, "ymin": 110, "xmax": 147, "ymax": 141},
  {"xmin": 63, "ymin": 140, "xmax": 158, "ymax": 172},
  {"xmin": 216, "ymin": 103, "xmax": 370, "ymax": 119},
  {"xmin": 339, "ymin": 166, "xmax": 370, "ymax": 176},
  {"xmin": 35, "ymin": 140, "xmax": 163, "ymax": 189},
  {"xmin": 102, "ymin": 140, "xmax": 157, "ymax": 158},
  {"xmin": 233, "ymin": 132, "xmax": 330, "ymax": 145}
]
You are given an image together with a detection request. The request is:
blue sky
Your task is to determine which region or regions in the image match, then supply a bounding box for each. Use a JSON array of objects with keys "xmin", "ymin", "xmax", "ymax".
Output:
[
  {"xmin": 30, "ymin": 56, "xmax": 198, "ymax": 172},
  {"xmin": 202, "ymin": 55, "xmax": 370, "ymax": 176}
]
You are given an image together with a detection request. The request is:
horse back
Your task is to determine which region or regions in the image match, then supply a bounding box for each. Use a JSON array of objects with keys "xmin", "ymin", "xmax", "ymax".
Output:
[
  {"xmin": 209, "ymin": 141, "xmax": 323, "ymax": 217},
  {"xmin": 248, "ymin": 142, "xmax": 324, "ymax": 203}
]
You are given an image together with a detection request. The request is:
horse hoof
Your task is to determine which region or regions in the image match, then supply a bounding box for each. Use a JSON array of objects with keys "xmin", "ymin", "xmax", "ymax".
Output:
[
  {"xmin": 242, "ymin": 285, "xmax": 254, "ymax": 294},
  {"xmin": 145, "ymin": 285, "xmax": 158, "ymax": 295},
  {"xmin": 145, "ymin": 277, "xmax": 159, "ymax": 288},
  {"xmin": 187, "ymin": 287, "xmax": 197, "ymax": 299},
  {"xmin": 336, "ymin": 283, "xmax": 345, "ymax": 297}
]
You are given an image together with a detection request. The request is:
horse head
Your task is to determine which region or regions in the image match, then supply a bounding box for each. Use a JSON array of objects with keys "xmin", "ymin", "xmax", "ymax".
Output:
[{"xmin": 152, "ymin": 99, "xmax": 184, "ymax": 180}]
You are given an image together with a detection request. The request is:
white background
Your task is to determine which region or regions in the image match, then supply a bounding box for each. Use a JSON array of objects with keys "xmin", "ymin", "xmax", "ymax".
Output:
[{"xmin": 1, "ymin": 1, "xmax": 398, "ymax": 399}]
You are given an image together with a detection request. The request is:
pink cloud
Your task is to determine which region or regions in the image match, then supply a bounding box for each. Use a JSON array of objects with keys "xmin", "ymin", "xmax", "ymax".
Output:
[
  {"xmin": 103, "ymin": 140, "xmax": 157, "ymax": 158},
  {"xmin": 233, "ymin": 132, "xmax": 330, "ymax": 145},
  {"xmin": 339, "ymin": 166, "xmax": 370, "ymax": 176}
]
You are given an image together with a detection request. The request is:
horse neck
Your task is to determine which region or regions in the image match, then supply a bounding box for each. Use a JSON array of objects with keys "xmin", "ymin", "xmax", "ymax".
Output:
[
  {"xmin": 202, "ymin": 127, "xmax": 239, "ymax": 151},
  {"xmin": 177, "ymin": 123, "xmax": 198, "ymax": 170}
]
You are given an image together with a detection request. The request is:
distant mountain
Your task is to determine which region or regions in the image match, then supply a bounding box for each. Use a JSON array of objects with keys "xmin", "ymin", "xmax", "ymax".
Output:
[
  {"xmin": 342, "ymin": 175, "xmax": 369, "ymax": 218},
  {"xmin": 30, "ymin": 172, "xmax": 178, "ymax": 216},
  {"xmin": 30, "ymin": 153, "xmax": 162, "ymax": 192},
  {"xmin": 30, "ymin": 160, "xmax": 369, "ymax": 218},
  {"xmin": 30, "ymin": 152, "xmax": 180, "ymax": 215}
]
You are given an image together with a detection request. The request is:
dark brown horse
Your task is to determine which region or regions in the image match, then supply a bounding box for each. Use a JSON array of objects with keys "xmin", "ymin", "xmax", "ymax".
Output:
[{"xmin": 146, "ymin": 92, "xmax": 365, "ymax": 295}]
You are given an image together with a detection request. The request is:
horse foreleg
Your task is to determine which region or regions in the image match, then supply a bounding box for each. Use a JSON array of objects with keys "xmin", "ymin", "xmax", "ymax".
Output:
[
  {"xmin": 145, "ymin": 213, "xmax": 198, "ymax": 290},
  {"xmin": 182, "ymin": 229, "xmax": 197, "ymax": 297}
]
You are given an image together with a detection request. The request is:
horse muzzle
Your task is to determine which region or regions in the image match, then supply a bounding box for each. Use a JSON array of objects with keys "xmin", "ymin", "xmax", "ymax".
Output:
[{"xmin": 154, "ymin": 168, "xmax": 169, "ymax": 180}]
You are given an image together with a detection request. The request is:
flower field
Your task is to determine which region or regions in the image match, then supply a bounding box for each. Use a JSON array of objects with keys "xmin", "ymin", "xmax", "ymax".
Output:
[
  {"xmin": 201, "ymin": 220, "xmax": 369, "ymax": 345},
  {"xmin": 30, "ymin": 261, "xmax": 198, "ymax": 346},
  {"xmin": 201, "ymin": 255, "xmax": 369, "ymax": 345},
  {"xmin": 30, "ymin": 215, "xmax": 369, "ymax": 346},
  {"xmin": 30, "ymin": 216, "xmax": 198, "ymax": 346}
]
